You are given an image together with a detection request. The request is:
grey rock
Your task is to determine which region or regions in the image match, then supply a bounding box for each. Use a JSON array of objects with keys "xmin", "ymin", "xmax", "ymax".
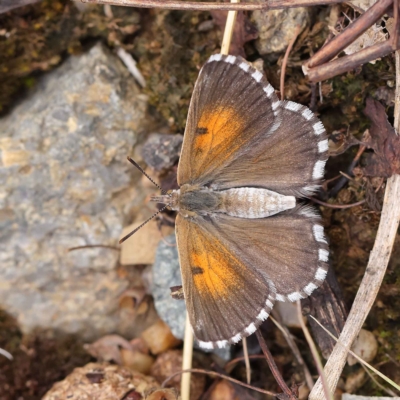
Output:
[
  {"xmin": 252, "ymin": 8, "xmax": 310, "ymax": 56},
  {"xmin": 152, "ymin": 233, "xmax": 186, "ymax": 339},
  {"xmin": 141, "ymin": 133, "xmax": 183, "ymax": 171},
  {"xmin": 0, "ymin": 43, "xmax": 148, "ymax": 339},
  {"xmin": 152, "ymin": 233, "xmax": 231, "ymax": 359}
]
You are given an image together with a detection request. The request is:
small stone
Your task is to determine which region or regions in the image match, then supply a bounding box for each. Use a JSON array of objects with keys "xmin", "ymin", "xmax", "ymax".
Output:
[
  {"xmin": 251, "ymin": 8, "xmax": 310, "ymax": 56},
  {"xmin": 146, "ymin": 388, "xmax": 179, "ymax": 400},
  {"xmin": 347, "ymin": 329, "xmax": 378, "ymax": 366},
  {"xmin": 120, "ymin": 348, "xmax": 155, "ymax": 375},
  {"xmin": 275, "ymin": 301, "xmax": 306, "ymax": 328},
  {"xmin": 152, "ymin": 234, "xmax": 186, "ymax": 340},
  {"xmin": 208, "ymin": 380, "xmax": 237, "ymax": 400},
  {"xmin": 141, "ymin": 319, "xmax": 181, "ymax": 355},
  {"xmin": 344, "ymin": 368, "xmax": 366, "ymax": 393},
  {"xmin": 42, "ymin": 362, "xmax": 159, "ymax": 400},
  {"xmin": 120, "ymin": 219, "xmax": 173, "ymax": 265},
  {"xmin": 141, "ymin": 133, "xmax": 183, "ymax": 171},
  {"xmin": 150, "ymin": 350, "xmax": 205, "ymax": 400},
  {"xmin": 198, "ymin": 19, "xmax": 215, "ymax": 32}
]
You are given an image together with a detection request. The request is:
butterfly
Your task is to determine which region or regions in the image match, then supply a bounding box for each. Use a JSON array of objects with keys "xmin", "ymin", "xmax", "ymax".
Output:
[{"xmin": 149, "ymin": 54, "xmax": 329, "ymax": 349}]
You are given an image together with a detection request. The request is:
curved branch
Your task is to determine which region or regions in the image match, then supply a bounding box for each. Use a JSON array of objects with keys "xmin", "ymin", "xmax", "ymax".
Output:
[{"xmin": 309, "ymin": 52, "xmax": 400, "ymax": 400}]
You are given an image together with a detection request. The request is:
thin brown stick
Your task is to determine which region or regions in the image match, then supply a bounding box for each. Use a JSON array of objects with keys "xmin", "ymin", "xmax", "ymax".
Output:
[
  {"xmin": 306, "ymin": 0, "xmax": 393, "ymax": 69},
  {"xmin": 310, "ymin": 197, "xmax": 366, "ymax": 209},
  {"xmin": 306, "ymin": 39, "xmax": 395, "ymax": 82},
  {"xmin": 309, "ymin": 51, "xmax": 400, "ymax": 400},
  {"xmin": 280, "ymin": 25, "xmax": 301, "ymax": 100},
  {"xmin": 270, "ymin": 315, "xmax": 314, "ymax": 391},
  {"xmin": 225, "ymin": 354, "xmax": 268, "ymax": 369},
  {"xmin": 255, "ymin": 330, "xmax": 294, "ymax": 398},
  {"xmin": 329, "ymin": 144, "xmax": 366, "ymax": 197},
  {"xmin": 161, "ymin": 368, "xmax": 275, "ymax": 395},
  {"xmin": 296, "ymin": 302, "xmax": 333, "ymax": 400},
  {"xmin": 68, "ymin": 244, "xmax": 120, "ymax": 252},
  {"xmin": 393, "ymin": 0, "xmax": 399, "ymax": 50},
  {"xmin": 79, "ymin": 0, "xmax": 348, "ymax": 11}
]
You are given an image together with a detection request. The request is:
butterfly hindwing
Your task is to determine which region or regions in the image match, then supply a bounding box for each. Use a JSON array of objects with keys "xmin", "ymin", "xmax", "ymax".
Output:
[
  {"xmin": 178, "ymin": 54, "xmax": 281, "ymax": 187},
  {"xmin": 175, "ymin": 214, "xmax": 276, "ymax": 349},
  {"xmin": 207, "ymin": 207, "xmax": 329, "ymax": 302}
]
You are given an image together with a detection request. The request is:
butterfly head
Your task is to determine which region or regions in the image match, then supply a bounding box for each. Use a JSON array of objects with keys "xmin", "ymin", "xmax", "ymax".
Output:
[{"xmin": 150, "ymin": 190, "xmax": 180, "ymax": 211}]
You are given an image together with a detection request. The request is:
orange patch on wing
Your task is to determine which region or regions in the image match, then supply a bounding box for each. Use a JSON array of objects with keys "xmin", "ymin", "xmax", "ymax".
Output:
[
  {"xmin": 189, "ymin": 239, "xmax": 243, "ymax": 298},
  {"xmin": 195, "ymin": 106, "xmax": 243, "ymax": 154}
]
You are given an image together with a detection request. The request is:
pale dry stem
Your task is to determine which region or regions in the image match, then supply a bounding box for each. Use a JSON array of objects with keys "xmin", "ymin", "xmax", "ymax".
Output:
[{"xmin": 309, "ymin": 51, "xmax": 400, "ymax": 400}]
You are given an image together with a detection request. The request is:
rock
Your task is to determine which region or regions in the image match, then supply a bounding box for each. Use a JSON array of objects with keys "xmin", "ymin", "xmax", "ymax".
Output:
[
  {"xmin": 150, "ymin": 350, "xmax": 205, "ymax": 400},
  {"xmin": 151, "ymin": 233, "xmax": 186, "ymax": 340},
  {"xmin": 348, "ymin": 0, "xmax": 377, "ymax": 11},
  {"xmin": 141, "ymin": 133, "xmax": 183, "ymax": 171},
  {"xmin": 208, "ymin": 381, "xmax": 238, "ymax": 400},
  {"xmin": 42, "ymin": 362, "xmax": 159, "ymax": 400},
  {"xmin": 0, "ymin": 43, "xmax": 149, "ymax": 339},
  {"xmin": 275, "ymin": 301, "xmax": 306, "ymax": 328},
  {"xmin": 344, "ymin": 368, "xmax": 366, "ymax": 393},
  {"xmin": 120, "ymin": 348, "xmax": 155, "ymax": 375},
  {"xmin": 120, "ymin": 219, "xmax": 173, "ymax": 266},
  {"xmin": 251, "ymin": 8, "xmax": 310, "ymax": 57},
  {"xmin": 348, "ymin": 329, "xmax": 378, "ymax": 366},
  {"xmin": 141, "ymin": 319, "xmax": 181, "ymax": 355}
]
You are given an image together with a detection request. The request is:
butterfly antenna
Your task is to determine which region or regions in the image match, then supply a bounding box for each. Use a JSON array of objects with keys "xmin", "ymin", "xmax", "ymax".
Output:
[
  {"xmin": 127, "ymin": 156, "xmax": 168, "ymax": 196},
  {"xmin": 119, "ymin": 204, "xmax": 169, "ymax": 244}
]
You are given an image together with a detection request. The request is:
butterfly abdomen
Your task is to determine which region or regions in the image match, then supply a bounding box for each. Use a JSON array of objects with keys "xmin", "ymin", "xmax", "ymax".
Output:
[
  {"xmin": 216, "ymin": 187, "xmax": 295, "ymax": 219},
  {"xmin": 177, "ymin": 185, "xmax": 295, "ymax": 218}
]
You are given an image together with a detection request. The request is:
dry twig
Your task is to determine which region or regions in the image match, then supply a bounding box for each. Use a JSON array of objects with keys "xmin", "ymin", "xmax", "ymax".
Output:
[
  {"xmin": 309, "ymin": 51, "xmax": 400, "ymax": 400},
  {"xmin": 303, "ymin": 0, "xmax": 399, "ymax": 81},
  {"xmin": 255, "ymin": 330, "xmax": 296, "ymax": 399},
  {"xmin": 306, "ymin": 40, "xmax": 396, "ymax": 82},
  {"xmin": 162, "ymin": 368, "xmax": 276, "ymax": 395},
  {"xmin": 306, "ymin": 0, "xmax": 393, "ymax": 69},
  {"xmin": 280, "ymin": 25, "xmax": 302, "ymax": 99},
  {"xmin": 79, "ymin": 0, "xmax": 347, "ymax": 11},
  {"xmin": 309, "ymin": 197, "xmax": 366, "ymax": 209}
]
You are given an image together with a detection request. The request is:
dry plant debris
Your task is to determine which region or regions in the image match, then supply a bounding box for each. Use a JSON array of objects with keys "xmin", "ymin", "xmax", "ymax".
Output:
[
  {"xmin": 362, "ymin": 96, "xmax": 400, "ymax": 177},
  {"xmin": 1, "ymin": 1, "xmax": 400, "ymax": 400}
]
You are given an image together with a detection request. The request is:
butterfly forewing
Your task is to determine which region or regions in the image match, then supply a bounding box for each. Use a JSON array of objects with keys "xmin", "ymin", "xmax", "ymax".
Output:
[
  {"xmin": 178, "ymin": 54, "xmax": 282, "ymax": 187},
  {"xmin": 209, "ymin": 101, "xmax": 329, "ymax": 196}
]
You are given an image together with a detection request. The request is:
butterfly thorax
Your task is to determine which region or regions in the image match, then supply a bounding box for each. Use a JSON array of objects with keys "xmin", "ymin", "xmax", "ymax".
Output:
[{"xmin": 152, "ymin": 184, "xmax": 296, "ymax": 219}]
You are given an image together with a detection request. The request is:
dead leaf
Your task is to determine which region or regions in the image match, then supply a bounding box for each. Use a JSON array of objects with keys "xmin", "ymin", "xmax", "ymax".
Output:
[
  {"xmin": 362, "ymin": 97, "xmax": 400, "ymax": 177},
  {"xmin": 210, "ymin": 11, "xmax": 258, "ymax": 56},
  {"xmin": 145, "ymin": 388, "xmax": 179, "ymax": 400},
  {"xmin": 84, "ymin": 334, "xmax": 133, "ymax": 365}
]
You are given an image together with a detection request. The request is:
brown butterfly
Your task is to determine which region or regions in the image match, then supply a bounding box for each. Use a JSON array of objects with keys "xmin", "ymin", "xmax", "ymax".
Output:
[{"xmin": 130, "ymin": 54, "xmax": 329, "ymax": 350}]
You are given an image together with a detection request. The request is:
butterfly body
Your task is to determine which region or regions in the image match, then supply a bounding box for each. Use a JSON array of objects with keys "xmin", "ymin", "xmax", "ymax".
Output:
[
  {"xmin": 154, "ymin": 185, "xmax": 296, "ymax": 219},
  {"xmin": 152, "ymin": 54, "xmax": 330, "ymax": 349}
]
